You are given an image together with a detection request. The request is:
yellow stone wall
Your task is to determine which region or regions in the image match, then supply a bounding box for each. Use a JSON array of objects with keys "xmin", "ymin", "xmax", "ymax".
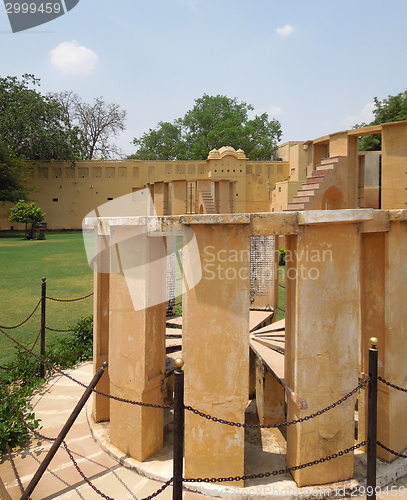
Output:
[
  {"xmin": 0, "ymin": 152, "xmax": 289, "ymax": 229},
  {"xmin": 381, "ymin": 121, "xmax": 407, "ymax": 209}
]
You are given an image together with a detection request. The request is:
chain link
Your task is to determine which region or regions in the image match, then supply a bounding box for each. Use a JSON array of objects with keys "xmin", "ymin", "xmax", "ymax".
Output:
[
  {"xmin": 45, "ymin": 320, "xmax": 93, "ymax": 333},
  {"xmin": 378, "ymin": 376, "xmax": 407, "ymax": 393},
  {"xmin": 183, "ymin": 441, "xmax": 368, "ymax": 483},
  {"xmin": 186, "ymin": 378, "xmax": 369, "ymax": 429},
  {"xmin": 63, "ymin": 440, "xmax": 173, "ymax": 500},
  {"xmin": 0, "ymin": 328, "xmax": 41, "ymax": 371},
  {"xmin": 63, "ymin": 441, "xmax": 115, "ymax": 500},
  {"xmin": 377, "ymin": 441, "xmax": 407, "ymax": 458},
  {"xmin": 6, "ymin": 442, "xmax": 26, "ymax": 496},
  {"xmin": 0, "ymin": 372, "xmax": 56, "ymax": 442},
  {"xmin": 0, "ymin": 298, "xmax": 41, "ymax": 330},
  {"xmin": 141, "ymin": 478, "xmax": 173, "ymax": 500},
  {"xmin": 46, "ymin": 292, "xmax": 93, "ymax": 302}
]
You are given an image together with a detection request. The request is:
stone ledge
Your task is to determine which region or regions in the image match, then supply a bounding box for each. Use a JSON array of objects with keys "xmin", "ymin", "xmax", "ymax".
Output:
[{"xmin": 86, "ymin": 400, "xmax": 407, "ymax": 499}]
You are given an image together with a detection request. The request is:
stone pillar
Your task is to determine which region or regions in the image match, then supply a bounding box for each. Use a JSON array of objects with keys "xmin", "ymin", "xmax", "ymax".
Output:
[
  {"xmin": 358, "ymin": 231, "xmax": 385, "ymax": 453},
  {"xmin": 109, "ymin": 225, "xmax": 166, "ymax": 461},
  {"xmin": 153, "ymin": 182, "xmax": 165, "ymax": 216},
  {"xmin": 255, "ymin": 357, "xmax": 285, "ymax": 425},
  {"xmin": 183, "ymin": 223, "xmax": 251, "ymax": 485},
  {"xmin": 218, "ymin": 180, "xmax": 230, "ymax": 214},
  {"xmin": 380, "ymin": 217, "xmax": 407, "ymax": 460},
  {"xmin": 381, "ymin": 121, "xmax": 407, "ymax": 209},
  {"xmin": 171, "ymin": 180, "xmax": 187, "ymax": 215},
  {"xmin": 93, "ymin": 229, "xmax": 110, "ymax": 423},
  {"xmin": 286, "ymin": 221, "xmax": 360, "ymax": 486},
  {"xmin": 359, "ymin": 216, "xmax": 407, "ymax": 461}
]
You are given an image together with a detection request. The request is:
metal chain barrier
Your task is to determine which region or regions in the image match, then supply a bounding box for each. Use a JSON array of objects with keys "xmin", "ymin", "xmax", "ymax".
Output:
[
  {"xmin": 183, "ymin": 441, "xmax": 368, "ymax": 483},
  {"xmin": 0, "ymin": 328, "xmax": 41, "ymax": 371},
  {"xmin": 46, "ymin": 292, "xmax": 93, "ymax": 302},
  {"xmin": 62, "ymin": 441, "xmax": 115, "ymax": 500},
  {"xmin": 378, "ymin": 376, "xmax": 407, "ymax": 394},
  {"xmin": 91, "ymin": 387, "xmax": 173, "ymax": 410},
  {"xmin": 63, "ymin": 440, "xmax": 173, "ymax": 500},
  {"xmin": 0, "ymin": 298, "xmax": 41, "ymax": 330},
  {"xmin": 377, "ymin": 441, "xmax": 407, "ymax": 459},
  {"xmin": 0, "ymin": 326, "xmax": 173, "ymax": 410},
  {"xmin": 45, "ymin": 320, "xmax": 93, "ymax": 333},
  {"xmin": 185, "ymin": 378, "xmax": 369, "ymax": 429},
  {"xmin": 6, "ymin": 442, "xmax": 25, "ymax": 496},
  {"xmin": 0, "ymin": 372, "xmax": 56, "ymax": 443}
]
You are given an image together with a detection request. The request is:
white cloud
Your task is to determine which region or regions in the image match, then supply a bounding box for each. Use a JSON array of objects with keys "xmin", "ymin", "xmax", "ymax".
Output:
[
  {"xmin": 343, "ymin": 103, "xmax": 375, "ymax": 128},
  {"xmin": 276, "ymin": 24, "xmax": 294, "ymax": 37},
  {"xmin": 250, "ymin": 105, "xmax": 284, "ymax": 119},
  {"xmin": 268, "ymin": 105, "xmax": 284, "ymax": 116},
  {"xmin": 49, "ymin": 41, "xmax": 99, "ymax": 75}
]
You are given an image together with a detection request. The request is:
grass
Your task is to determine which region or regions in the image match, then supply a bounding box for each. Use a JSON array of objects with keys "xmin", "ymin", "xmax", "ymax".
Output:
[
  {"xmin": 0, "ymin": 232, "xmax": 93, "ymax": 365},
  {"xmin": 276, "ymin": 266, "xmax": 286, "ymax": 322}
]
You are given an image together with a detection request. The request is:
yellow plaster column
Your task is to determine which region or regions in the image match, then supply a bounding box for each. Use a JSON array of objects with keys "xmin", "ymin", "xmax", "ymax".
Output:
[
  {"xmin": 286, "ymin": 222, "xmax": 360, "ymax": 486},
  {"xmin": 255, "ymin": 357, "xmax": 285, "ymax": 425},
  {"xmin": 380, "ymin": 217, "xmax": 407, "ymax": 460},
  {"xmin": 360, "ymin": 216, "xmax": 407, "ymax": 461},
  {"xmin": 358, "ymin": 232, "xmax": 385, "ymax": 454},
  {"xmin": 109, "ymin": 225, "xmax": 166, "ymax": 462},
  {"xmin": 171, "ymin": 180, "xmax": 187, "ymax": 215},
  {"xmin": 382, "ymin": 122, "xmax": 407, "ymax": 209},
  {"xmin": 183, "ymin": 223, "xmax": 251, "ymax": 485},
  {"xmin": 93, "ymin": 230, "xmax": 110, "ymax": 422},
  {"xmin": 153, "ymin": 182, "xmax": 165, "ymax": 216},
  {"xmin": 218, "ymin": 180, "xmax": 230, "ymax": 214}
]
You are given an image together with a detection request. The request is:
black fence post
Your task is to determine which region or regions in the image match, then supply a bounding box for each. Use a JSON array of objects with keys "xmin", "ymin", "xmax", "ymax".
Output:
[
  {"xmin": 173, "ymin": 358, "xmax": 185, "ymax": 500},
  {"xmin": 20, "ymin": 362, "xmax": 108, "ymax": 500},
  {"xmin": 40, "ymin": 277, "xmax": 46, "ymax": 378},
  {"xmin": 367, "ymin": 337, "xmax": 378, "ymax": 500}
]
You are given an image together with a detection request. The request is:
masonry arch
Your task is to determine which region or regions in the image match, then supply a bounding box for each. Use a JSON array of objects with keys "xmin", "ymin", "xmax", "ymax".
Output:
[{"xmin": 322, "ymin": 185, "xmax": 345, "ymax": 209}]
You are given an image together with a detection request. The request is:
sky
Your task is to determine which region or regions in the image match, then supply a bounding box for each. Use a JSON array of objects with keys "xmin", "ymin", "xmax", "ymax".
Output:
[{"xmin": 1, "ymin": 0, "xmax": 407, "ymax": 157}]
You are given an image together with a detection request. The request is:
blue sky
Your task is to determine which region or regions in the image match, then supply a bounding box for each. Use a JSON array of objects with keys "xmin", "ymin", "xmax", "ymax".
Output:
[{"xmin": 1, "ymin": 0, "xmax": 407, "ymax": 157}]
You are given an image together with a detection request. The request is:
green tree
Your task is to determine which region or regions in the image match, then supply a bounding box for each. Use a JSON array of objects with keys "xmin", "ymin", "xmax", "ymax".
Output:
[
  {"xmin": 0, "ymin": 142, "xmax": 31, "ymax": 202},
  {"xmin": 51, "ymin": 91, "xmax": 127, "ymax": 159},
  {"xmin": 8, "ymin": 200, "xmax": 45, "ymax": 236},
  {"xmin": 132, "ymin": 120, "xmax": 188, "ymax": 160},
  {"xmin": 0, "ymin": 74, "xmax": 87, "ymax": 162},
  {"xmin": 355, "ymin": 90, "xmax": 407, "ymax": 151},
  {"xmin": 131, "ymin": 94, "xmax": 282, "ymax": 161}
]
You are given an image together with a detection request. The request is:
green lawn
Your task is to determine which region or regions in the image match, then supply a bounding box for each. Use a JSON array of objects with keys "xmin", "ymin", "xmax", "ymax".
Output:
[
  {"xmin": 276, "ymin": 266, "xmax": 286, "ymax": 322},
  {"xmin": 0, "ymin": 232, "xmax": 93, "ymax": 365}
]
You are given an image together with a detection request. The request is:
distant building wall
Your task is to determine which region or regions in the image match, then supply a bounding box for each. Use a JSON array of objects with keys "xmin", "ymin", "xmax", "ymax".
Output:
[{"xmin": 0, "ymin": 151, "xmax": 290, "ymax": 229}]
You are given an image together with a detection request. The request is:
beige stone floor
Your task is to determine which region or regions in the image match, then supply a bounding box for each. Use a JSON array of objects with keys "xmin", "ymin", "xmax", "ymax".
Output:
[{"xmin": 1, "ymin": 361, "xmax": 407, "ymax": 500}]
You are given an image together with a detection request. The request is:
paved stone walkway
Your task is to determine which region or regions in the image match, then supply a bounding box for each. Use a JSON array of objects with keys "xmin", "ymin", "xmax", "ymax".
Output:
[
  {"xmin": 0, "ymin": 363, "xmax": 200, "ymax": 500},
  {"xmin": 1, "ymin": 362, "xmax": 407, "ymax": 500}
]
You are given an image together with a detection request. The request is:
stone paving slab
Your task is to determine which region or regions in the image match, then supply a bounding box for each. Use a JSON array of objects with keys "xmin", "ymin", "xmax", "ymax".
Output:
[{"xmin": 3, "ymin": 361, "xmax": 407, "ymax": 500}]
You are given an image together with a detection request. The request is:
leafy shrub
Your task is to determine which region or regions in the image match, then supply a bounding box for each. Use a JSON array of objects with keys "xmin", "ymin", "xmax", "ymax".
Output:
[
  {"xmin": 279, "ymin": 247, "xmax": 286, "ymax": 266},
  {"xmin": 0, "ymin": 315, "xmax": 93, "ymax": 453}
]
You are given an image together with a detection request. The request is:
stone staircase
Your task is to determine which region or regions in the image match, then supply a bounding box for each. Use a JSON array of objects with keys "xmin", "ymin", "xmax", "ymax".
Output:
[
  {"xmin": 199, "ymin": 190, "xmax": 217, "ymax": 213},
  {"xmin": 286, "ymin": 157, "xmax": 341, "ymax": 210}
]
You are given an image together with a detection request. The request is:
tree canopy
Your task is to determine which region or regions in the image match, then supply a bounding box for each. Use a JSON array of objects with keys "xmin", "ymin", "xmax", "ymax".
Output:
[
  {"xmin": 131, "ymin": 94, "xmax": 282, "ymax": 161},
  {"xmin": 0, "ymin": 142, "xmax": 31, "ymax": 203},
  {"xmin": 0, "ymin": 74, "xmax": 87, "ymax": 162},
  {"xmin": 8, "ymin": 200, "xmax": 45, "ymax": 234},
  {"xmin": 51, "ymin": 91, "xmax": 127, "ymax": 159},
  {"xmin": 0, "ymin": 74, "xmax": 127, "ymax": 202},
  {"xmin": 355, "ymin": 90, "xmax": 407, "ymax": 151}
]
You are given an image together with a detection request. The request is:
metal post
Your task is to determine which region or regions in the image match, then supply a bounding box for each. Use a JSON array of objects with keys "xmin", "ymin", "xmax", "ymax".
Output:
[
  {"xmin": 40, "ymin": 277, "xmax": 46, "ymax": 378},
  {"xmin": 20, "ymin": 362, "xmax": 108, "ymax": 500},
  {"xmin": 367, "ymin": 337, "xmax": 378, "ymax": 500},
  {"xmin": 0, "ymin": 476, "xmax": 12, "ymax": 500},
  {"xmin": 173, "ymin": 358, "xmax": 185, "ymax": 500}
]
